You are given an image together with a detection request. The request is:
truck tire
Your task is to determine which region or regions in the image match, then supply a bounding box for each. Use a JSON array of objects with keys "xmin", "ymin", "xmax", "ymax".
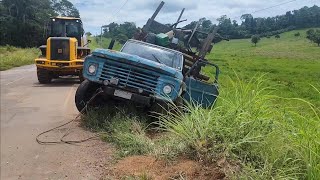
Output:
[
  {"xmin": 37, "ymin": 68, "xmax": 52, "ymax": 84},
  {"xmin": 174, "ymin": 96, "xmax": 184, "ymax": 109},
  {"xmin": 75, "ymin": 79, "xmax": 102, "ymax": 113},
  {"xmin": 79, "ymin": 70, "xmax": 85, "ymax": 82}
]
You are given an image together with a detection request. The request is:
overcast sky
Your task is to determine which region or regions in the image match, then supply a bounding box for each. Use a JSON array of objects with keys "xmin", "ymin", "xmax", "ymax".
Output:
[{"xmin": 69, "ymin": 0, "xmax": 320, "ymax": 34}]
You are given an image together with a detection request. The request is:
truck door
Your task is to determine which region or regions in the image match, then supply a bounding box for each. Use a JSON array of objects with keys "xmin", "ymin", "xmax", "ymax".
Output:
[{"xmin": 183, "ymin": 60, "xmax": 219, "ymax": 108}]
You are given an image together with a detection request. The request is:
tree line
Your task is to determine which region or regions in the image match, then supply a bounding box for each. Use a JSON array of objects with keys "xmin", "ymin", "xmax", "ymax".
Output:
[
  {"xmin": 0, "ymin": 0, "xmax": 79, "ymax": 47},
  {"xmin": 101, "ymin": 22, "xmax": 138, "ymax": 44},
  {"xmin": 1, "ymin": 2, "xmax": 319, "ymax": 48},
  {"xmin": 100, "ymin": 5, "xmax": 320, "ymax": 44},
  {"xmin": 187, "ymin": 5, "xmax": 320, "ymax": 39}
]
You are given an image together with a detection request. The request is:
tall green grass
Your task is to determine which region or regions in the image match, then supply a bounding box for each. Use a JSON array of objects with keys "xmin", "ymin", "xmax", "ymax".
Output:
[
  {"xmin": 159, "ymin": 75, "xmax": 319, "ymax": 179},
  {"xmin": 83, "ymin": 75, "xmax": 319, "ymax": 179},
  {"xmin": 82, "ymin": 105, "xmax": 187, "ymax": 159},
  {"xmin": 0, "ymin": 45, "xmax": 39, "ymax": 71}
]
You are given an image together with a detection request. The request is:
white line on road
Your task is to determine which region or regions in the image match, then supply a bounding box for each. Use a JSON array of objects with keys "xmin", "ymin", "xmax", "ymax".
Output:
[{"xmin": 5, "ymin": 76, "xmax": 26, "ymax": 86}]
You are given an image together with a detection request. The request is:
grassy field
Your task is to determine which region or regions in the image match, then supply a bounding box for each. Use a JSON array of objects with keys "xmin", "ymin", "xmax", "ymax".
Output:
[
  {"xmin": 83, "ymin": 29, "xmax": 320, "ymax": 179},
  {"xmin": 208, "ymin": 29, "xmax": 320, "ymax": 106},
  {"xmin": 87, "ymin": 36, "xmax": 122, "ymax": 51},
  {"xmin": 0, "ymin": 46, "xmax": 39, "ymax": 71}
]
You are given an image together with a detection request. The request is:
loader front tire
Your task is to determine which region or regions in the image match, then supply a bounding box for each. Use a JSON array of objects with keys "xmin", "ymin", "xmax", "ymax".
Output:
[{"xmin": 37, "ymin": 68, "xmax": 52, "ymax": 84}]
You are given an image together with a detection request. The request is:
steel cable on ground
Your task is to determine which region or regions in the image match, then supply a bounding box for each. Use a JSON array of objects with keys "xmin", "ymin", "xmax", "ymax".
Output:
[{"xmin": 36, "ymin": 88, "xmax": 106, "ymax": 145}]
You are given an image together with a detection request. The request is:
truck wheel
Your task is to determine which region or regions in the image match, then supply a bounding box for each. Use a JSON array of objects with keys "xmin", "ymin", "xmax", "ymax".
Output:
[
  {"xmin": 149, "ymin": 97, "xmax": 185, "ymax": 117},
  {"xmin": 79, "ymin": 70, "xmax": 85, "ymax": 82},
  {"xmin": 75, "ymin": 79, "xmax": 102, "ymax": 113},
  {"xmin": 37, "ymin": 68, "xmax": 52, "ymax": 84},
  {"xmin": 174, "ymin": 96, "xmax": 184, "ymax": 111}
]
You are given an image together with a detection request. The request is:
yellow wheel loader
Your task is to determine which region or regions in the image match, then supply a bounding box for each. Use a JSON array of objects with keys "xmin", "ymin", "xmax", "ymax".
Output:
[{"xmin": 35, "ymin": 17, "xmax": 90, "ymax": 83}]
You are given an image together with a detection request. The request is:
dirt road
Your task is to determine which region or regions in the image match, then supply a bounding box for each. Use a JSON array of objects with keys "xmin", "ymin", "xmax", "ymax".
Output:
[{"xmin": 1, "ymin": 65, "xmax": 112, "ymax": 180}]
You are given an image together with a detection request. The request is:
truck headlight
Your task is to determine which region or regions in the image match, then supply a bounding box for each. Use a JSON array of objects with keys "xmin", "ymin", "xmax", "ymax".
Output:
[
  {"xmin": 88, "ymin": 64, "xmax": 97, "ymax": 74},
  {"xmin": 163, "ymin": 85, "xmax": 172, "ymax": 94}
]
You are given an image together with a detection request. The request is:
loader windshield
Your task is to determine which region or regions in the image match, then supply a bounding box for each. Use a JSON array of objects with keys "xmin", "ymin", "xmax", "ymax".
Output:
[
  {"xmin": 50, "ymin": 18, "xmax": 82, "ymax": 38},
  {"xmin": 121, "ymin": 41, "xmax": 183, "ymax": 70},
  {"xmin": 51, "ymin": 20, "xmax": 64, "ymax": 37}
]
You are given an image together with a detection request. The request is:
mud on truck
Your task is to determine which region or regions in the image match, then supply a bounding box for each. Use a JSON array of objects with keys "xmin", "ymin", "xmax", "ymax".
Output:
[{"xmin": 75, "ymin": 1, "xmax": 223, "ymax": 112}]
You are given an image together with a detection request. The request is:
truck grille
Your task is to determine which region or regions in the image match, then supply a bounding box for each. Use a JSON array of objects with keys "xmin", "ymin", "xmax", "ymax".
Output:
[
  {"xmin": 50, "ymin": 37, "xmax": 70, "ymax": 60},
  {"xmin": 99, "ymin": 60, "xmax": 159, "ymax": 94}
]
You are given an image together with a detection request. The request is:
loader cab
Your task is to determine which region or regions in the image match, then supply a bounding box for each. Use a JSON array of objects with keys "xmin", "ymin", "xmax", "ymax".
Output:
[{"xmin": 47, "ymin": 17, "xmax": 84, "ymax": 46}]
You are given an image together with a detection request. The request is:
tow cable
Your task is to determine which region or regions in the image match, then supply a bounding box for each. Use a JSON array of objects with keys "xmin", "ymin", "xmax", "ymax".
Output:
[{"xmin": 36, "ymin": 88, "xmax": 105, "ymax": 145}]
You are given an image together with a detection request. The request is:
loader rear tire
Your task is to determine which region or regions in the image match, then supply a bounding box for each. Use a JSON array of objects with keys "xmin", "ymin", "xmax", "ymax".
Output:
[{"xmin": 37, "ymin": 68, "xmax": 52, "ymax": 84}]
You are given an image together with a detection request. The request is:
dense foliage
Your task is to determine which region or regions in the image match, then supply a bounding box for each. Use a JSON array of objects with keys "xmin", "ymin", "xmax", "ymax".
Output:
[
  {"xmin": 101, "ymin": 22, "xmax": 138, "ymax": 44},
  {"xmin": 0, "ymin": 0, "xmax": 79, "ymax": 47}
]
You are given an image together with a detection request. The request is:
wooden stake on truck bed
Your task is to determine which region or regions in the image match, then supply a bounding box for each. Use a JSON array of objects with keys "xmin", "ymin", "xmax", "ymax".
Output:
[
  {"xmin": 143, "ymin": 1, "xmax": 165, "ymax": 32},
  {"xmin": 198, "ymin": 27, "xmax": 219, "ymax": 58}
]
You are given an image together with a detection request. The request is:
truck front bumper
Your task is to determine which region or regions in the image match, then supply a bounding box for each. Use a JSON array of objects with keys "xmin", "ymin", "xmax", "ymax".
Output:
[{"xmin": 102, "ymin": 86, "xmax": 152, "ymax": 106}]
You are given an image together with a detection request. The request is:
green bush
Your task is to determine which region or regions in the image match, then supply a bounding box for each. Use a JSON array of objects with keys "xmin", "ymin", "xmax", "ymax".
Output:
[
  {"xmin": 251, "ymin": 35, "xmax": 261, "ymax": 46},
  {"xmin": 306, "ymin": 29, "xmax": 320, "ymax": 46}
]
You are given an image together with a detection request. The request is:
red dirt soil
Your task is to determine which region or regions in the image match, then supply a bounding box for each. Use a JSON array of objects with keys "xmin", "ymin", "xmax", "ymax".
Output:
[{"xmin": 109, "ymin": 155, "xmax": 226, "ymax": 180}]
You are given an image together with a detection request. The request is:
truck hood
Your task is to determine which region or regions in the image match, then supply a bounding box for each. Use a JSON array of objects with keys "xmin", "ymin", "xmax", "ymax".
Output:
[{"xmin": 92, "ymin": 48, "xmax": 182, "ymax": 79}]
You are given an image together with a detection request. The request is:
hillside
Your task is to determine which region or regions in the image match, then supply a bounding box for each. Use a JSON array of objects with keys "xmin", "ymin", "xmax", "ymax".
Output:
[{"xmin": 208, "ymin": 29, "xmax": 320, "ymax": 105}]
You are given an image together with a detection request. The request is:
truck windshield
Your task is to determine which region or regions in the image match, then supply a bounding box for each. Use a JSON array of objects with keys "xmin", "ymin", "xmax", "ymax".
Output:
[{"xmin": 121, "ymin": 41, "xmax": 182, "ymax": 70}]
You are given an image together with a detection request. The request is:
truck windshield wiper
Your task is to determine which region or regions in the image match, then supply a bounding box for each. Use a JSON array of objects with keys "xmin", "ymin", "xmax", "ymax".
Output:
[{"xmin": 152, "ymin": 54, "xmax": 164, "ymax": 65}]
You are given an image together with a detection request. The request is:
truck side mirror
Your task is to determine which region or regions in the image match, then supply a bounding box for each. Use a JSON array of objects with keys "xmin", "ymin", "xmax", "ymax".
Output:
[{"xmin": 108, "ymin": 39, "xmax": 115, "ymax": 50}]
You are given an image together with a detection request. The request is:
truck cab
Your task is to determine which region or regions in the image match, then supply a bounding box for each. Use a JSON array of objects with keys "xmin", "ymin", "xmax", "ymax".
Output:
[{"xmin": 75, "ymin": 39, "xmax": 219, "ymax": 112}]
